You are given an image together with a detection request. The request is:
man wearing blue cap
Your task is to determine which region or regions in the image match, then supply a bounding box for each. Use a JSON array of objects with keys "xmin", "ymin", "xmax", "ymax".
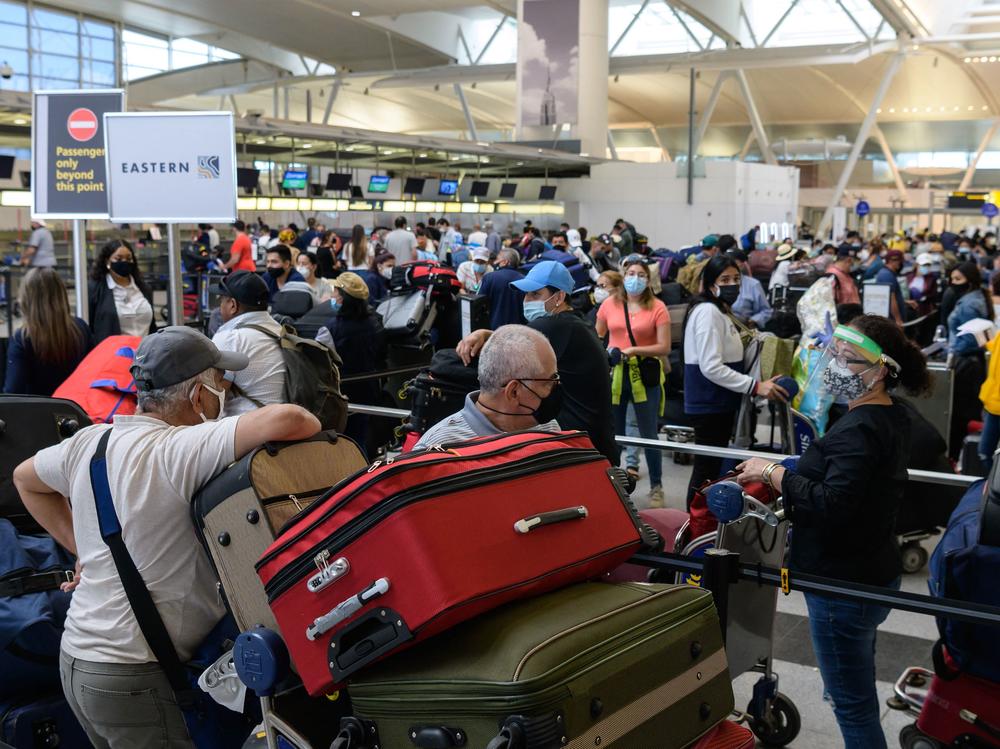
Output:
[{"xmin": 457, "ymin": 260, "xmax": 616, "ymax": 463}]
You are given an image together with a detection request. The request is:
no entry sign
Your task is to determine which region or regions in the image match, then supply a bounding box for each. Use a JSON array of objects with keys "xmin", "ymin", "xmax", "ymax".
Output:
[
  {"xmin": 32, "ymin": 89, "xmax": 124, "ymax": 218},
  {"xmin": 67, "ymin": 107, "xmax": 99, "ymax": 142}
]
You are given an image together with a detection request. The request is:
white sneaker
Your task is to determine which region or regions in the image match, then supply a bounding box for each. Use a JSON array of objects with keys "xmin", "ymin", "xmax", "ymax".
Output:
[{"xmin": 647, "ymin": 486, "xmax": 665, "ymax": 509}]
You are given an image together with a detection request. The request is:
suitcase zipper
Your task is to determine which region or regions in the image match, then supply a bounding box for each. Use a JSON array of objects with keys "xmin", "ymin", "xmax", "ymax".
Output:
[
  {"xmin": 263, "ymin": 449, "xmax": 603, "ymax": 601},
  {"xmin": 257, "ymin": 431, "xmax": 589, "ymax": 569}
]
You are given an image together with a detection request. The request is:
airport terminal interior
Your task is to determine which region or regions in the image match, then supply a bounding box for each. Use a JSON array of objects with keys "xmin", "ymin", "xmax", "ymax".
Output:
[{"xmin": 2, "ymin": 1, "xmax": 1000, "ymax": 748}]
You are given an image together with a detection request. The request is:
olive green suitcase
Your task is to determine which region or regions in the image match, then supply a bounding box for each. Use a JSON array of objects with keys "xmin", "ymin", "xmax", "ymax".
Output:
[{"xmin": 336, "ymin": 582, "xmax": 734, "ymax": 749}]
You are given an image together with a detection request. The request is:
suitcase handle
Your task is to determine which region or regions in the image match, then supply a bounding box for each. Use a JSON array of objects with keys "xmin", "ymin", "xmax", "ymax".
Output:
[
  {"xmin": 513, "ymin": 506, "xmax": 588, "ymax": 534},
  {"xmin": 306, "ymin": 577, "xmax": 389, "ymax": 641}
]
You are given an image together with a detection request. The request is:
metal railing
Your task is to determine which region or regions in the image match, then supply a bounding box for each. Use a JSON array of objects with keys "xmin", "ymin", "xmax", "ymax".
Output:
[{"xmin": 346, "ymin": 402, "xmax": 983, "ymax": 489}]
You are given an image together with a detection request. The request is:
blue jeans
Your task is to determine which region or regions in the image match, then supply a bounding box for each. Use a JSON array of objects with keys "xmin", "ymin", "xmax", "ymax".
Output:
[
  {"xmin": 979, "ymin": 412, "xmax": 1000, "ymax": 472},
  {"xmin": 804, "ymin": 578, "xmax": 900, "ymax": 749},
  {"xmin": 625, "ymin": 403, "xmax": 640, "ymax": 469},
  {"xmin": 613, "ymin": 378, "xmax": 662, "ymax": 487}
]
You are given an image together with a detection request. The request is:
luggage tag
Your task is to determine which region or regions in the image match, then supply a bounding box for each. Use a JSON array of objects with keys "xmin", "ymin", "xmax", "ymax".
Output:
[{"xmin": 197, "ymin": 649, "xmax": 248, "ymax": 713}]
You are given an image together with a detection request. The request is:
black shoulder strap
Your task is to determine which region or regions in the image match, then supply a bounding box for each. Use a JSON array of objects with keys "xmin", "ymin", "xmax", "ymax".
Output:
[
  {"xmin": 89, "ymin": 429, "xmax": 194, "ymax": 704},
  {"xmin": 621, "ymin": 299, "xmax": 638, "ymax": 348}
]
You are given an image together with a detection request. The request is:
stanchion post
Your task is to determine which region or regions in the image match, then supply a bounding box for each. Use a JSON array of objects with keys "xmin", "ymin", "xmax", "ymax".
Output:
[
  {"xmin": 167, "ymin": 223, "xmax": 184, "ymax": 326},
  {"xmin": 700, "ymin": 548, "xmax": 740, "ymax": 645},
  {"xmin": 72, "ymin": 218, "xmax": 88, "ymax": 321}
]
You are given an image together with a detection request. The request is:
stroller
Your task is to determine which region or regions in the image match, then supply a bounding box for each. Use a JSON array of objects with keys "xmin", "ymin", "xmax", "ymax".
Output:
[
  {"xmin": 608, "ymin": 471, "xmax": 801, "ymax": 747},
  {"xmin": 889, "ymin": 477, "xmax": 1000, "ymax": 748}
]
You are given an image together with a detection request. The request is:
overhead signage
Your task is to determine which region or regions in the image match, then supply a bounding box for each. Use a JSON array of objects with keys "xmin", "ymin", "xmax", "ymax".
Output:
[
  {"xmin": 855, "ymin": 200, "xmax": 870, "ymax": 217},
  {"xmin": 948, "ymin": 191, "xmax": 989, "ymax": 209},
  {"xmin": 103, "ymin": 111, "xmax": 236, "ymax": 223},
  {"xmin": 983, "ymin": 202, "xmax": 999, "ymax": 218},
  {"xmin": 32, "ymin": 89, "xmax": 124, "ymax": 219}
]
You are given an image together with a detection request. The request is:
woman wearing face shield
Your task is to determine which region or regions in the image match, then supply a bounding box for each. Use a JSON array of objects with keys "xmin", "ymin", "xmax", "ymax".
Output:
[
  {"xmin": 681, "ymin": 255, "xmax": 789, "ymax": 508},
  {"xmin": 734, "ymin": 315, "xmax": 932, "ymax": 749}
]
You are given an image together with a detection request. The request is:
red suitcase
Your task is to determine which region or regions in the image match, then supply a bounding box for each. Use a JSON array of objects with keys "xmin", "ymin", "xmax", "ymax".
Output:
[
  {"xmin": 914, "ymin": 648, "xmax": 1000, "ymax": 746},
  {"xmin": 256, "ymin": 430, "xmax": 655, "ymax": 696}
]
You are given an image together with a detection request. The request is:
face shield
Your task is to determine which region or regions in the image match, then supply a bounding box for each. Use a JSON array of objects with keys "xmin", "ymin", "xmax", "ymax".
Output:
[{"xmin": 803, "ymin": 325, "xmax": 900, "ymax": 403}]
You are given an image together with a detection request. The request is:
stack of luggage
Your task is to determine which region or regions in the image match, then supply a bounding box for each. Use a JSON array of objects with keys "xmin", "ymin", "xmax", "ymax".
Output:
[
  {"xmin": 192, "ymin": 425, "xmax": 747, "ymax": 748},
  {"xmin": 377, "ymin": 261, "xmax": 462, "ymax": 343}
]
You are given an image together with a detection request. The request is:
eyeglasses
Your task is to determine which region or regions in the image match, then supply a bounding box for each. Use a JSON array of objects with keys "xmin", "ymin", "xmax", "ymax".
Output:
[
  {"xmin": 830, "ymin": 346, "xmax": 870, "ymax": 367},
  {"xmin": 514, "ymin": 374, "xmax": 561, "ymax": 384}
]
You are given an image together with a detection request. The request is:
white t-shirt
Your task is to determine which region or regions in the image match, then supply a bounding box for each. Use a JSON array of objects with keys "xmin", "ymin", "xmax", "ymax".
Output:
[
  {"xmin": 34, "ymin": 415, "xmax": 238, "ymax": 664},
  {"xmin": 467, "ymin": 230, "xmax": 488, "ymax": 247},
  {"xmin": 212, "ymin": 311, "xmax": 286, "ymax": 416},
  {"xmin": 384, "ymin": 229, "xmax": 418, "ymax": 264}
]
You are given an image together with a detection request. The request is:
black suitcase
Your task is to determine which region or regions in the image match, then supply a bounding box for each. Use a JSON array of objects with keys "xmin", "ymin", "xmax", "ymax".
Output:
[
  {"xmin": 0, "ymin": 397, "xmax": 89, "ymax": 533},
  {"xmin": 0, "ymin": 693, "xmax": 90, "ymax": 749},
  {"xmin": 960, "ymin": 433, "xmax": 987, "ymax": 477},
  {"xmin": 400, "ymin": 349, "xmax": 479, "ymax": 436},
  {"xmin": 291, "ymin": 302, "xmax": 336, "ymax": 340}
]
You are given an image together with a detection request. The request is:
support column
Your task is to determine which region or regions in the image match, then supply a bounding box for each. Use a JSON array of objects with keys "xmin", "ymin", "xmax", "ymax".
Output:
[
  {"xmin": 454, "ymin": 83, "xmax": 479, "ymax": 141},
  {"xmin": 959, "ymin": 118, "xmax": 1000, "ymax": 191},
  {"xmin": 166, "ymin": 224, "xmax": 184, "ymax": 326},
  {"xmin": 817, "ymin": 52, "xmax": 904, "ymax": 238},
  {"xmin": 872, "ymin": 126, "xmax": 908, "ymax": 203},
  {"xmin": 693, "ymin": 71, "xmax": 729, "ymax": 156},
  {"xmin": 72, "ymin": 219, "xmax": 87, "ymax": 321},
  {"xmin": 322, "ymin": 81, "xmax": 342, "ymax": 125},
  {"xmin": 577, "ymin": 0, "xmax": 609, "ymax": 157},
  {"xmin": 734, "ymin": 70, "xmax": 777, "ymax": 166}
]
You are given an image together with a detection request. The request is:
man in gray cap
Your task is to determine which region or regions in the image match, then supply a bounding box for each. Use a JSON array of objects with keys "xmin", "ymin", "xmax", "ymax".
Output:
[{"xmin": 13, "ymin": 326, "xmax": 320, "ymax": 748}]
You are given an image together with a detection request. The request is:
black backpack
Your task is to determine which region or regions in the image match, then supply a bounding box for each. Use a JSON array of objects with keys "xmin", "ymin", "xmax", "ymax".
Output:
[{"xmin": 401, "ymin": 349, "xmax": 480, "ymax": 435}]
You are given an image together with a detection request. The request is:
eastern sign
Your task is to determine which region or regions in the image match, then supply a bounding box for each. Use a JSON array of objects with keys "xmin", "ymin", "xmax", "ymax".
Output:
[
  {"xmin": 32, "ymin": 89, "xmax": 124, "ymax": 219},
  {"xmin": 855, "ymin": 200, "xmax": 870, "ymax": 217},
  {"xmin": 103, "ymin": 111, "xmax": 237, "ymax": 223}
]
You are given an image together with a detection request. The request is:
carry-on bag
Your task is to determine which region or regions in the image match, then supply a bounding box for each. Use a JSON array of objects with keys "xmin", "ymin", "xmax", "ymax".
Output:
[
  {"xmin": 52, "ymin": 335, "xmax": 141, "ymax": 424},
  {"xmin": 193, "ymin": 432, "xmax": 367, "ymax": 632},
  {"xmin": 1, "ymin": 693, "xmax": 90, "ymax": 749},
  {"xmin": 388, "ymin": 261, "xmax": 462, "ymax": 299},
  {"xmin": 689, "ymin": 471, "xmax": 778, "ymax": 541},
  {"xmin": 256, "ymin": 430, "xmax": 657, "ymax": 695},
  {"xmin": 334, "ymin": 582, "xmax": 734, "ymax": 749},
  {"xmin": 399, "ymin": 348, "xmax": 479, "ymax": 443},
  {"xmin": 0, "ymin": 396, "xmax": 88, "ymax": 534},
  {"xmin": 0, "ymin": 519, "xmax": 74, "ymax": 701},
  {"xmin": 377, "ymin": 289, "xmax": 436, "ymax": 339}
]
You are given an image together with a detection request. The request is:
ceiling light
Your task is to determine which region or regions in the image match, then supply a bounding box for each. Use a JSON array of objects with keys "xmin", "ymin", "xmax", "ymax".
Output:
[
  {"xmin": 939, "ymin": 106, "xmax": 945, "ymax": 111},
  {"xmin": 888, "ymin": 107, "xmax": 895, "ymax": 113},
  {"xmin": 991, "ymin": 57, "xmax": 998, "ymax": 63},
  {"xmin": 876, "ymin": 108, "xmax": 882, "ymax": 114},
  {"xmin": 301, "ymin": 143, "xmax": 312, "ymax": 148},
  {"xmin": 902, "ymin": 107, "xmax": 909, "ymax": 112},
  {"xmin": 965, "ymin": 57, "xmax": 972, "ymax": 63},
  {"xmin": 984, "ymin": 105, "xmax": 990, "ymax": 111},
  {"xmin": 925, "ymin": 106, "xmax": 932, "ymax": 112},
  {"xmin": 345, "ymin": 145, "xmax": 354, "ymax": 151},
  {"xmin": 13, "ymin": 118, "xmax": 26, "ymax": 124},
  {"xmin": 351, "ymin": 10, "xmax": 360, "ymax": 16},
  {"xmin": 255, "ymin": 138, "xmax": 265, "ymax": 144},
  {"xmin": 419, "ymin": 153, "xmax": 427, "ymax": 158}
]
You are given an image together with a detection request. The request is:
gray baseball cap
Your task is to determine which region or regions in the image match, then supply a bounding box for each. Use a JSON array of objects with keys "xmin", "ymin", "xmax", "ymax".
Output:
[{"xmin": 130, "ymin": 326, "xmax": 249, "ymax": 392}]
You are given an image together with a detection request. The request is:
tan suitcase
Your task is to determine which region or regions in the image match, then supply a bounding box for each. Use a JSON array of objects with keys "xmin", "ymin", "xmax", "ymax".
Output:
[{"xmin": 192, "ymin": 431, "xmax": 367, "ymax": 631}]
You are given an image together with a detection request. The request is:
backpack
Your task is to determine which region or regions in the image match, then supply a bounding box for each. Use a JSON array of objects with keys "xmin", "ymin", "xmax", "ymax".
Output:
[
  {"xmin": 244, "ymin": 324, "xmax": 348, "ymax": 432},
  {"xmin": 400, "ymin": 349, "xmax": 480, "ymax": 448},
  {"xmin": 389, "ymin": 261, "xmax": 462, "ymax": 299},
  {"xmin": 52, "ymin": 335, "xmax": 141, "ymax": 424},
  {"xmin": 677, "ymin": 256, "xmax": 710, "ymax": 297},
  {"xmin": 928, "ymin": 479, "xmax": 1000, "ymax": 681},
  {"xmin": 0, "ymin": 519, "xmax": 74, "ymax": 700},
  {"xmin": 795, "ymin": 276, "xmax": 836, "ymax": 341}
]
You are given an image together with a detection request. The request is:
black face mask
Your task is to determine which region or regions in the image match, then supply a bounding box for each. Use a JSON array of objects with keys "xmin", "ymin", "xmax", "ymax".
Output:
[
  {"xmin": 109, "ymin": 260, "xmax": 133, "ymax": 278},
  {"xmin": 266, "ymin": 267, "xmax": 285, "ymax": 279},
  {"xmin": 478, "ymin": 380, "xmax": 563, "ymax": 424},
  {"xmin": 952, "ymin": 282, "xmax": 969, "ymax": 294},
  {"xmin": 718, "ymin": 284, "xmax": 740, "ymax": 306}
]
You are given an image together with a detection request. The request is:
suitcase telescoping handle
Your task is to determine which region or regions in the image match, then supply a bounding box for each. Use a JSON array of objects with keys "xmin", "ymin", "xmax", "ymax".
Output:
[
  {"xmin": 513, "ymin": 506, "xmax": 588, "ymax": 534},
  {"xmin": 306, "ymin": 577, "xmax": 390, "ymax": 641}
]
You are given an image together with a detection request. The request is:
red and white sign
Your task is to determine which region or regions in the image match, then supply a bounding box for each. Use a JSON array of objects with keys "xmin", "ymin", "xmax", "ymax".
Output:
[{"xmin": 66, "ymin": 108, "xmax": 98, "ymax": 142}]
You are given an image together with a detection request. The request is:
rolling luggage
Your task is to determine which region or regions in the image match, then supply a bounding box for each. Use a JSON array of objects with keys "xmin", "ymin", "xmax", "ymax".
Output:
[
  {"xmin": 0, "ymin": 520, "xmax": 74, "ymax": 701},
  {"xmin": 399, "ymin": 349, "xmax": 479, "ymax": 445},
  {"xmin": 377, "ymin": 289, "xmax": 436, "ymax": 339},
  {"xmin": 291, "ymin": 300, "xmax": 336, "ymax": 340},
  {"xmin": 52, "ymin": 335, "xmax": 141, "ymax": 424},
  {"xmin": 0, "ymin": 396, "xmax": 89, "ymax": 534},
  {"xmin": 193, "ymin": 432, "xmax": 367, "ymax": 632},
  {"xmin": 0, "ymin": 693, "xmax": 90, "ymax": 749},
  {"xmin": 256, "ymin": 430, "xmax": 657, "ymax": 695},
  {"xmin": 336, "ymin": 582, "xmax": 734, "ymax": 749}
]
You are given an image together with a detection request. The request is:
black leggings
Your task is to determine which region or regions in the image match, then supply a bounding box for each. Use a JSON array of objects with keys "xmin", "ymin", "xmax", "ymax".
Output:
[{"xmin": 685, "ymin": 410, "xmax": 737, "ymax": 510}]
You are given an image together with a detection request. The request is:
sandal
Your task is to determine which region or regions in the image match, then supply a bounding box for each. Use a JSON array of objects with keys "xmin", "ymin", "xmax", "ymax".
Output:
[{"xmin": 626, "ymin": 466, "xmax": 640, "ymax": 482}]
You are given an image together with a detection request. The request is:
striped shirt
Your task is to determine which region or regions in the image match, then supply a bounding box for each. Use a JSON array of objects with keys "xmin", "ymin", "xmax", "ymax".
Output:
[{"xmin": 412, "ymin": 391, "xmax": 560, "ymax": 451}]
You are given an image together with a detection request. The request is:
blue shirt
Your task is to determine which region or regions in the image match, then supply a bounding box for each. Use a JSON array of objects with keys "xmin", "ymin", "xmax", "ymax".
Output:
[
  {"xmin": 477, "ymin": 268, "xmax": 526, "ymax": 329},
  {"xmin": 875, "ymin": 266, "xmax": 904, "ymax": 319},
  {"xmin": 263, "ymin": 268, "xmax": 306, "ymax": 302},
  {"xmin": 948, "ymin": 291, "xmax": 990, "ymax": 355},
  {"xmin": 731, "ymin": 274, "xmax": 773, "ymax": 328}
]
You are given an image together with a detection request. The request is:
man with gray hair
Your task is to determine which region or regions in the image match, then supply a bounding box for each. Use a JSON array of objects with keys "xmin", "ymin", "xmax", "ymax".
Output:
[
  {"xmin": 413, "ymin": 324, "xmax": 561, "ymax": 449},
  {"xmin": 484, "ymin": 220, "xmax": 501, "ymax": 254},
  {"xmin": 478, "ymin": 248, "xmax": 525, "ymax": 329},
  {"xmin": 13, "ymin": 326, "xmax": 320, "ymax": 747}
]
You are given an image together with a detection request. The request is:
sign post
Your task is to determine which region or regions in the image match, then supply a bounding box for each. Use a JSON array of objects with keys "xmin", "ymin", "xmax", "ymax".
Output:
[
  {"xmin": 32, "ymin": 89, "xmax": 124, "ymax": 321},
  {"xmin": 983, "ymin": 202, "xmax": 998, "ymax": 226},
  {"xmin": 103, "ymin": 111, "xmax": 236, "ymax": 325}
]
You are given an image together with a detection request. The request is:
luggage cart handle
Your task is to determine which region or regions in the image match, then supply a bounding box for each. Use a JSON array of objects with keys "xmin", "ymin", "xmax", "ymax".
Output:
[
  {"xmin": 514, "ymin": 506, "xmax": 588, "ymax": 534},
  {"xmin": 306, "ymin": 578, "xmax": 389, "ymax": 641}
]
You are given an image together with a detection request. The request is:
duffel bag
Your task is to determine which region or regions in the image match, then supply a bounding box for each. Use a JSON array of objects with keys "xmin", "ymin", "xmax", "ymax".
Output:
[
  {"xmin": 388, "ymin": 261, "xmax": 462, "ymax": 299},
  {"xmin": 52, "ymin": 335, "xmax": 141, "ymax": 424},
  {"xmin": 256, "ymin": 430, "xmax": 658, "ymax": 695}
]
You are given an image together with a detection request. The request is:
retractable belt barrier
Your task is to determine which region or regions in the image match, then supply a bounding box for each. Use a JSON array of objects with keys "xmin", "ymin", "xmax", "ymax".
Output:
[{"xmin": 346, "ymin": 402, "xmax": 981, "ymax": 489}]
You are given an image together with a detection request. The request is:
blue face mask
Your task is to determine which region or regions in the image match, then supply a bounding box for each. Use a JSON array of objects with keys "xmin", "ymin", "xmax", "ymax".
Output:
[
  {"xmin": 523, "ymin": 294, "xmax": 555, "ymax": 322},
  {"xmin": 330, "ymin": 298, "xmax": 341, "ymax": 313},
  {"xmin": 473, "ymin": 262, "xmax": 488, "ymax": 273},
  {"xmin": 417, "ymin": 249, "xmax": 437, "ymax": 262},
  {"xmin": 917, "ymin": 265, "xmax": 931, "ymax": 277},
  {"xmin": 624, "ymin": 276, "xmax": 647, "ymax": 295}
]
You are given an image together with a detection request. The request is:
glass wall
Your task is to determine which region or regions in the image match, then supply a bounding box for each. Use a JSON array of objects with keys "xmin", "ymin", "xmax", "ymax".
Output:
[{"xmin": 122, "ymin": 28, "xmax": 238, "ymax": 82}]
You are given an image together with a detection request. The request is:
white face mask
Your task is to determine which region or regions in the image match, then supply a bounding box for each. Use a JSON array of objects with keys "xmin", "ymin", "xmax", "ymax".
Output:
[
  {"xmin": 192, "ymin": 381, "xmax": 226, "ymax": 422},
  {"xmin": 859, "ymin": 250, "xmax": 870, "ymax": 262},
  {"xmin": 297, "ymin": 266, "xmax": 311, "ymax": 279},
  {"xmin": 380, "ymin": 266, "xmax": 394, "ymax": 280},
  {"xmin": 593, "ymin": 287, "xmax": 610, "ymax": 304}
]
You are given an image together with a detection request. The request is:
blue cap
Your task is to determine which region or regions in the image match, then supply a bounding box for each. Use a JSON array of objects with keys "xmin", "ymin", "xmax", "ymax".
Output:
[{"xmin": 511, "ymin": 260, "xmax": 574, "ymax": 293}]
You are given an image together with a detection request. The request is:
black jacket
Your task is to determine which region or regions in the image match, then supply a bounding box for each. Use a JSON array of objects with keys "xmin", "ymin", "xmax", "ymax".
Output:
[
  {"xmin": 783, "ymin": 401, "xmax": 909, "ymax": 585},
  {"xmin": 88, "ymin": 277, "xmax": 156, "ymax": 344}
]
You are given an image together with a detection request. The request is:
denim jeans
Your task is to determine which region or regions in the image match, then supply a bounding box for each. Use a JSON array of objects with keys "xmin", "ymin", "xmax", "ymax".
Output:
[
  {"xmin": 979, "ymin": 411, "xmax": 1000, "ymax": 473},
  {"xmin": 613, "ymin": 378, "xmax": 662, "ymax": 487},
  {"xmin": 804, "ymin": 578, "xmax": 901, "ymax": 749},
  {"xmin": 625, "ymin": 403, "xmax": 640, "ymax": 469}
]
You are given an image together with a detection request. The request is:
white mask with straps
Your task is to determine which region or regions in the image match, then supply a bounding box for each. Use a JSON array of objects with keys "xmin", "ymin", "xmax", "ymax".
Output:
[{"xmin": 192, "ymin": 381, "xmax": 226, "ymax": 422}]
